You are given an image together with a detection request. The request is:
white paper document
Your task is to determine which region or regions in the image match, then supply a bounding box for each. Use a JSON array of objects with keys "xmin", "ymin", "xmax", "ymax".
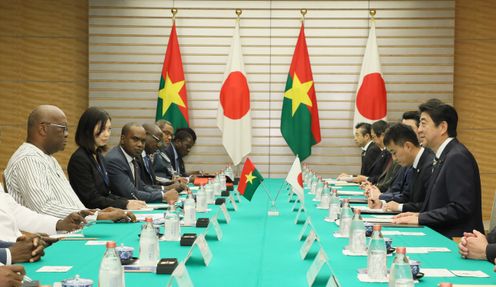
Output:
[
  {"xmin": 135, "ymin": 213, "xmax": 164, "ymax": 221},
  {"xmin": 85, "ymin": 241, "xmax": 108, "ymax": 246},
  {"xmin": 337, "ymin": 190, "xmax": 363, "ymax": 196},
  {"xmin": 421, "ymin": 268, "xmax": 455, "ymax": 277},
  {"xmin": 381, "ymin": 231, "xmax": 425, "ymax": 236},
  {"xmin": 451, "ymin": 270, "xmax": 490, "ymax": 278},
  {"xmin": 36, "ymin": 266, "xmax": 72, "ymax": 273},
  {"xmin": 405, "ymin": 247, "xmax": 451, "ymax": 254}
]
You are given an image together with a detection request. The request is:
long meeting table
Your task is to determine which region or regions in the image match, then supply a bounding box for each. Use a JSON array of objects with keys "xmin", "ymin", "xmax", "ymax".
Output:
[{"xmin": 22, "ymin": 179, "xmax": 496, "ymax": 286}]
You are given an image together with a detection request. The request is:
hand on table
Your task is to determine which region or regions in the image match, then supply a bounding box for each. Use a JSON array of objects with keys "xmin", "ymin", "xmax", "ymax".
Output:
[
  {"xmin": 56, "ymin": 212, "xmax": 86, "ymax": 232},
  {"xmin": 163, "ymin": 189, "xmax": 179, "ymax": 203},
  {"xmin": 0, "ymin": 265, "xmax": 25, "ymax": 287},
  {"xmin": 100, "ymin": 207, "xmax": 137, "ymax": 222},
  {"xmin": 126, "ymin": 200, "xmax": 147, "ymax": 210},
  {"xmin": 384, "ymin": 201, "xmax": 400, "ymax": 212},
  {"xmin": 9, "ymin": 235, "xmax": 45, "ymax": 263},
  {"xmin": 458, "ymin": 230, "xmax": 488, "ymax": 260},
  {"xmin": 392, "ymin": 212, "xmax": 419, "ymax": 225}
]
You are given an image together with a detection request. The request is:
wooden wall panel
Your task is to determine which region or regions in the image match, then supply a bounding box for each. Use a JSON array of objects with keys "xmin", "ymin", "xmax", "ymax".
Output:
[
  {"xmin": 89, "ymin": 0, "xmax": 454, "ymax": 178},
  {"xmin": 0, "ymin": 0, "xmax": 88, "ymax": 176},
  {"xmin": 455, "ymin": 0, "xmax": 496, "ymax": 220}
]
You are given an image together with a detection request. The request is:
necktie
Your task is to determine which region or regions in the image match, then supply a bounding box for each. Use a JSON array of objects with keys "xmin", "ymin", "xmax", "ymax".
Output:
[
  {"xmin": 132, "ymin": 158, "xmax": 141, "ymax": 188},
  {"xmin": 143, "ymin": 155, "xmax": 154, "ymax": 183}
]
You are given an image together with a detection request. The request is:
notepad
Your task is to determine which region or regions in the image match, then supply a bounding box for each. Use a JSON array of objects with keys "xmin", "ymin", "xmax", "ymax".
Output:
[{"xmin": 36, "ymin": 266, "xmax": 72, "ymax": 273}]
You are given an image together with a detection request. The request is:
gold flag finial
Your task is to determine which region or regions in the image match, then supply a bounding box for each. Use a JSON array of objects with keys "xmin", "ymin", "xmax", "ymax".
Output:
[
  {"xmin": 171, "ymin": 8, "xmax": 178, "ymax": 21},
  {"xmin": 236, "ymin": 9, "xmax": 242, "ymax": 17},
  {"xmin": 369, "ymin": 9, "xmax": 376, "ymax": 17},
  {"xmin": 300, "ymin": 9, "xmax": 307, "ymax": 22}
]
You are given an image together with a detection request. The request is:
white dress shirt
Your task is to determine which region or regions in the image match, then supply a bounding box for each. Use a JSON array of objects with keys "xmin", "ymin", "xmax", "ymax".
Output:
[
  {"xmin": 4, "ymin": 143, "xmax": 86, "ymax": 218},
  {"xmin": 0, "ymin": 186, "xmax": 59, "ymax": 242}
]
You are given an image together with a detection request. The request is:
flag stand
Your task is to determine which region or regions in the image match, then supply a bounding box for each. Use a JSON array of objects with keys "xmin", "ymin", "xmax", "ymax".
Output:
[{"xmin": 260, "ymin": 181, "xmax": 279, "ymax": 216}]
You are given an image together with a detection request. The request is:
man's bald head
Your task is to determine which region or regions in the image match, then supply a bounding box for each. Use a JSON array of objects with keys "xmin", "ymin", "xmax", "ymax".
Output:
[{"xmin": 27, "ymin": 105, "xmax": 68, "ymax": 155}]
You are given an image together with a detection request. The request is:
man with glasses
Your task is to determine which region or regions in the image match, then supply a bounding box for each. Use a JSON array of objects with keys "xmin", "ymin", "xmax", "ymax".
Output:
[
  {"xmin": 140, "ymin": 123, "xmax": 186, "ymax": 191},
  {"xmin": 4, "ymin": 105, "xmax": 134, "ymax": 223},
  {"xmin": 105, "ymin": 122, "xmax": 179, "ymax": 203}
]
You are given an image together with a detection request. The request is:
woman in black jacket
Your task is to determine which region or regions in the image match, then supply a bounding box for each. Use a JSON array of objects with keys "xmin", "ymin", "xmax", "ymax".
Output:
[{"xmin": 68, "ymin": 107, "xmax": 146, "ymax": 210}]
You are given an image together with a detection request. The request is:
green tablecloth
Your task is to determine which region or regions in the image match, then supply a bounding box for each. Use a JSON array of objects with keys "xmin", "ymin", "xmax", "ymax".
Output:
[{"xmin": 21, "ymin": 179, "xmax": 496, "ymax": 286}]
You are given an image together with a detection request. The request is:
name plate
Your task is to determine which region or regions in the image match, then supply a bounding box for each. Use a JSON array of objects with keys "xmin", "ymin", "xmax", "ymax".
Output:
[
  {"xmin": 219, "ymin": 203, "xmax": 231, "ymax": 224},
  {"xmin": 299, "ymin": 230, "xmax": 318, "ymax": 260},
  {"xmin": 298, "ymin": 217, "xmax": 313, "ymax": 241},
  {"xmin": 306, "ymin": 248, "xmax": 329, "ymax": 286},
  {"xmin": 228, "ymin": 193, "xmax": 238, "ymax": 211},
  {"xmin": 294, "ymin": 204, "xmax": 306, "ymax": 224},
  {"xmin": 167, "ymin": 262, "xmax": 194, "ymax": 287},
  {"xmin": 184, "ymin": 234, "xmax": 212, "ymax": 266},
  {"xmin": 204, "ymin": 214, "xmax": 223, "ymax": 241}
]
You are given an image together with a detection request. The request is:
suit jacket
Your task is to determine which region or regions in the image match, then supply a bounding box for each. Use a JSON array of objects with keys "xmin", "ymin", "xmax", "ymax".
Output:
[
  {"xmin": 0, "ymin": 241, "xmax": 13, "ymax": 265},
  {"xmin": 379, "ymin": 166, "xmax": 409, "ymax": 202},
  {"xmin": 419, "ymin": 139, "xmax": 484, "ymax": 238},
  {"xmin": 486, "ymin": 227, "xmax": 496, "ymax": 263},
  {"xmin": 165, "ymin": 143, "xmax": 186, "ymax": 177},
  {"xmin": 402, "ymin": 148, "xmax": 434, "ymax": 212},
  {"xmin": 367, "ymin": 149, "xmax": 392, "ymax": 183},
  {"xmin": 153, "ymin": 145, "xmax": 177, "ymax": 182},
  {"xmin": 68, "ymin": 147, "xmax": 129, "ymax": 209},
  {"xmin": 138, "ymin": 153, "xmax": 155, "ymax": 186},
  {"xmin": 360, "ymin": 142, "xmax": 382, "ymax": 176},
  {"xmin": 105, "ymin": 146, "xmax": 163, "ymax": 203},
  {"xmin": 376, "ymin": 160, "xmax": 401, "ymax": 193}
]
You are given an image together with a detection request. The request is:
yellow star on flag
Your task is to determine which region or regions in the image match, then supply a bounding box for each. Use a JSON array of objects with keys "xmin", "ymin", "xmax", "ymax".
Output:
[
  {"xmin": 245, "ymin": 171, "xmax": 256, "ymax": 185},
  {"xmin": 158, "ymin": 73, "xmax": 186, "ymax": 116},
  {"xmin": 284, "ymin": 73, "xmax": 313, "ymax": 116}
]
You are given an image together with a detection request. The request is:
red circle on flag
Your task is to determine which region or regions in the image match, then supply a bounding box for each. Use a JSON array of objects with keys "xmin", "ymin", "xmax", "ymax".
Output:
[
  {"xmin": 297, "ymin": 173, "xmax": 303, "ymax": 187},
  {"xmin": 356, "ymin": 73, "xmax": 387, "ymax": 120},
  {"xmin": 220, "ymin": 71, "xmax": 250, "ymax": 120}
]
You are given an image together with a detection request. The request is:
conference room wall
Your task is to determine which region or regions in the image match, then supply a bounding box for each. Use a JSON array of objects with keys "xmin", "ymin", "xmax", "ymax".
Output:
[
  {"xmin": 88, "ymin": 0, "xmax": 454, "ymax": 178},
  {"xmin": 0, "ymin": 0, "xmax": 89, "ymax": 177},
  {"xmin": 454, "ymin": 0, "xmax": 496, "ymax": 221}
]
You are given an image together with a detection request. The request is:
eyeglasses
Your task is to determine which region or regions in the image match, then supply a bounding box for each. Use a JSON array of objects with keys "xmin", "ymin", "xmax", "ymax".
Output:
[
  {"xmin": 147, "ymin": 133, "xmax": 162, "ymax": 143},
  {"xmin": 41, "ymin": 122, "xmax": 69, "ymax": 133}
]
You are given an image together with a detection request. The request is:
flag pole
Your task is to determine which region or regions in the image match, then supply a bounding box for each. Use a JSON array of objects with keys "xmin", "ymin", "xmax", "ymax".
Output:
[{"xmin": 259, "ymin": 180, "xmax": 280, "ymax": 216}]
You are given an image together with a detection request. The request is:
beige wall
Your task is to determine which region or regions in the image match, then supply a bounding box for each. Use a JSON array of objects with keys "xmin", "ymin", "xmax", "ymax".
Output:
[
  {"xmin": 0, "ymin": 0, "xmax": 88, "ymax": 176},
  {"xmin": 454, "ymin": 0, "xmax": 496, "ymax": 220}
]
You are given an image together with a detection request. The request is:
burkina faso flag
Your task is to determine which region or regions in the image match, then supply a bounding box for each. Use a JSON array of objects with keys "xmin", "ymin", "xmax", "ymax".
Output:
[{"xmin": 237, "ymin": 158, "xmax": 264, "ymax": 201}]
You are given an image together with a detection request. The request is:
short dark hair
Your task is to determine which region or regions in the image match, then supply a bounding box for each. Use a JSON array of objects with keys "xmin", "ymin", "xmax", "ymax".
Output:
[
  {"xmin": 121, "ymin": 122, "xmax": 142, "ymax": 137},
  {"xmin": 176, "ymin": 127, "xmax": 197, "ymax": 142},
  {"xmin": 384, "ymin": 123, "xmax": 420, "ymax": 148},
  {"xmin": 75, "ymin": 107, "xmax": 111, "ymax": 153},
  {"xmin": 371, "ymin": 120, "xmax": 389, "ymax": 137},
  {"xmin": 418, "ymin": 99, "xmax": 458, "ymax": 137},
  {"xmin": 174, "ymin": 129, "xmax": 194, "ymax": 143},
  {"xmin": 355, "ymin": 122, "xmax": 372, "ymax": 136},
  {"xmin": 402, "ymin": 111, "xmax": 420, "ymax": 127}
]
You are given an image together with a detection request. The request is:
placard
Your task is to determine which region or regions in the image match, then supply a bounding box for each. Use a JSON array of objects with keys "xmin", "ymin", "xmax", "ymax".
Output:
[
  {"xmin": 203, "ymin": 214, "xmax": 223, "ymax": 241},
  {"xmin": 228, "ymin": 193, "xmax": 238, "ymax": 211},
  {"xmin": 294, "ymin": 204, "xmax": 306, "ymax": 224},
  {"xmin": 306, "ymin": 248, "xmax": 329, "ymax": 286},
  {"xmin": 299, "ymin": 230, "xmax": 318, "ymax": 259},
  {"xmin": 219, "ymin": 203, "xmax": 231, "ymax": 224},
  {"xmin": 298, "ymin": 217, "xmax": 313, "ymax": 241},
  {"xmin": 184, "ymin": 234, "xmax": 212, "ymax": 266},
  {"xmin": 167, "ymin": 262, "xmax": 194, "ymax": 287}
]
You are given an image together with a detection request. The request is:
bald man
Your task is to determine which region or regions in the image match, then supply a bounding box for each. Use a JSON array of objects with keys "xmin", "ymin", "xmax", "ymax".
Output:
[{"xmin": 4, "ymin": 105, "xmax": 134, "ymax": 222}]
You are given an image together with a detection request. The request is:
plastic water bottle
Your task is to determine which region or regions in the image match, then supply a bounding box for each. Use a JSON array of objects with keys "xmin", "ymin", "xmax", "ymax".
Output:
[
  {"xmin": 225, "ymin": 165, "xmax": 234, "ymax": 181},
  {"xmin": 389, "ymin": 247, "xmax": 414, "ymax": 287},
  {"xmin": 339, "ymin": 199, "xmax": 353, "ymax": 237},
  {"xmin": 139, "ymin": 217, "xmax": 159, "ymax": 266},
  {"xmin": 367, "ymin": 225, "xmax": 387, "ymax": 280},
  {"xmin": 310, "ymin": 175, "xmax": 318, "ymax": 195},
  {"xmin": 164, "ymin": 204, "xmax": 181, "ymax": 241},
  {"xmin": 219, "ymin": 171, "xmax": 227, "ymax": 192},
  {"xmin": 205, "ymin": 179, "xmax": 215, "ymax": 204},
  {"xmin": 319, "ymin": 182, "xmax": 331, "ymax": 208},
  {"xmin": 349, "ymin": 209, "xmax": 366, "ymax": 253},
  {"xmin": 196, "ymin": 184, "xmax": 207, "ymax": 212},
  {"xmin": 213, "ymin": 174, "xmax": 221, "ymax": 196},
  {"xmin": 327, "ymin": 189, "xmax": 340, "ymax": 221},
  {"xmin": 183, "ymin": 193, "xmax": 196, "ymax": 226},
  {"xmin": 99, "ymin": 241, "xmax": 125, "ymax": 287},
  {"xmin": 314, "ymin": 177, "xmax": 324, "ymax": 201}
]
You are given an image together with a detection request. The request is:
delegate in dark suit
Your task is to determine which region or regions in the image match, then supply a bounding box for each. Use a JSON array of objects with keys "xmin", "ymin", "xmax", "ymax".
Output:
[
  {"xmin": 360, "ymin": 142, "xmax": 381, "ymax": 177},
  {"xmin": 419, "ymin": 139, "xmax": 484, "ymax": 238},
  {"xmin": 165, "ymin": 143, "xmax": 186, "ymax": 177},
  {"xmin": 153, "ymin": 145, "xmax": 178, "ymax": 181},
  {"xmin": 401, "ymin": 148, "xmax": 434, "ymax": 212},
  {"xmin": 68, "ymin": 147, "xmax": 129, "ymax": 209},
  {"xmin": 485, "ymin": 228, "xmax": 496, "ymax": 263},
  {"xmin": 367, "ymin": 149, "xmax": 392, "ymax": 183},
  {"xmin": 105, "ymin": 146, "xmax": 163, "ymax": 203}
]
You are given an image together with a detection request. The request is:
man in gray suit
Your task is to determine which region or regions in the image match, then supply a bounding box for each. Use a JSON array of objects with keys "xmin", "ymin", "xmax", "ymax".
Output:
[{"xmin": 106, "ymin": 122, "xmax": 178, "ymax": 203}]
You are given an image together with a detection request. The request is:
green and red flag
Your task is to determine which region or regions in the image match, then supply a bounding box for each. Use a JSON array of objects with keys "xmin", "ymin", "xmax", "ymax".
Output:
[
  {"xmin": 155, "ymin": 22, "xmax": 189, "ymax": 130},
  {"xmin": 280, "ymin": 23, "xmax": 321, "ymax": 161},
  {"xmin": 237, "ymin": 158, "xmax": 264, "ymax": 201}
]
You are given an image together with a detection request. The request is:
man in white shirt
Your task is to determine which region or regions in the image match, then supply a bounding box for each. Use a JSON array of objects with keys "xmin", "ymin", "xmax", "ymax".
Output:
[{"xmin": 4, "ymin": 105, "xmax": 134, "ymax": 222}]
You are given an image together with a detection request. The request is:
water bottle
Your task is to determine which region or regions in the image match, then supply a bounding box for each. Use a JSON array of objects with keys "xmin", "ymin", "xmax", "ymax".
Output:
[
  {"xmin": 349, "ymin": 209, "xmax": 366, "ymax": 253},
  {"xmin": 225, "ymin": 165, "xmax": 234, "ymax": 181},
  {"xmin": 367, "ymin": 224, "xmax": 387, "ymax": 280},
  {"xmin": 213, "ymin": 174, "xmax": 221, "ymax": 196},
  {"xmin": 319, "ymin": 182, "xmax": 331, "ymax": 208},
  {"xmin": 164, "ymin": 204, "xmax": 181, "ymax": 241},
  {"xmin": 314, "ymin": 177, "xmax": 324, "ymax": 201},
  {"xmin": 310, "ymin": 175, "xmax": 318, "ymax": 195},
  {"xmin": 139, "ymin": 217, "xmax": 159, "ymax": 266},
  {"xmin": 389, "ymin": 247, "xmax": 414, "ymax": 287},
  {"xmin": 183, "ymin": 193, "xmax": 196, "ymax": 226},
  {"xmin": 328, "ymin": 189, "xmax": 340, "ymax": 221},
  {"xmin": 196, "ymin": 184, "xmax": 208, "ymax": 212},
  {"xmin": 339, "ymin": 199, "xmax": 353, "ymax": 237},
  {"xmin": 219, "ymin": 171, "xmax": 227, "ymax": 192},
  {"xmin": 99, "ymin": 241, "xmax": 125, "ymax": 287},
  {"xmin": 205, "ymin": 179, "xmax": 215, "ymax": 204}
]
